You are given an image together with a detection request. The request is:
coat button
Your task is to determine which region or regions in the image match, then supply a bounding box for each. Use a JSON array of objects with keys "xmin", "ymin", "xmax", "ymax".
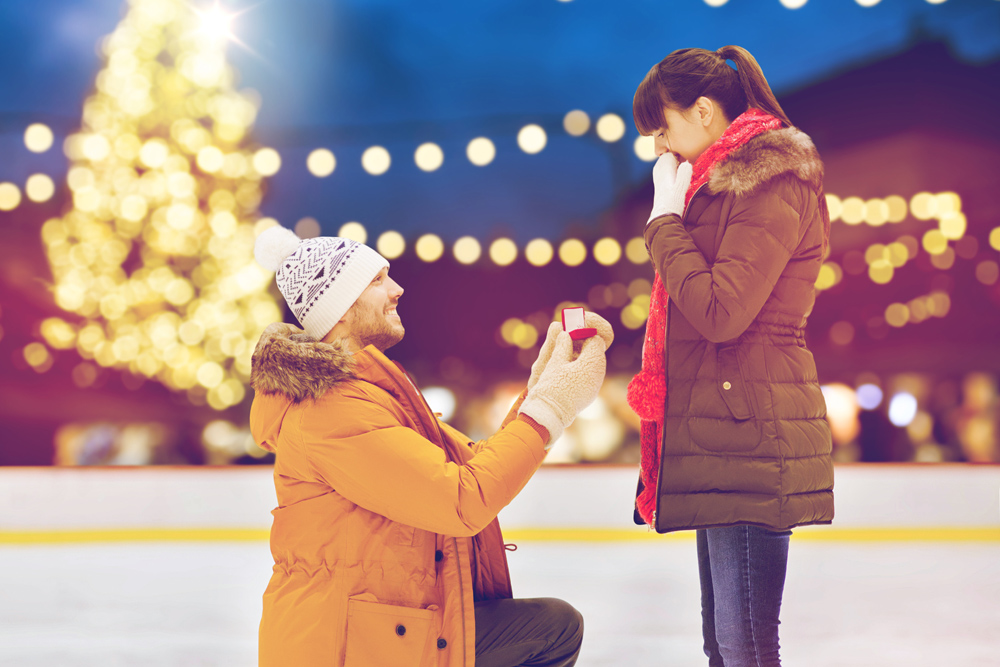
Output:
[
  {"xmin": 437, "ymin": 638, "xmax": 448, "ymax": 649},
  {"xmin": 722, "ymin": 381, "xmax": 732, "ymax": 390},
  {"xmin": 435, "ymin": 549, "xmax": 443, "ymax": 562},
  {"xmin": 395, "ymin": 624, "xmax": 406, "ymax": 636}
]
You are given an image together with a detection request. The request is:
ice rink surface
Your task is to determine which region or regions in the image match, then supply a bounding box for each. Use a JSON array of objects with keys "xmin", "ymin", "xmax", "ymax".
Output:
[{"xmin": 1, "ymin": 538, "xmax": 998, "ymax": 667}]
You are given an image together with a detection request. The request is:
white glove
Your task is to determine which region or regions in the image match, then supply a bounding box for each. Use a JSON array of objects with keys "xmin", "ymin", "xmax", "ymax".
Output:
[
  {"xmin": 519, "ymin": 331, "xmax": 608, "ymax": 446},
  {"xmin": 647, "ymin": 153, "xmax": 693, "ymax": 225},
  {"xmin": 527, "ymin": 313, "xmax": 614, "ymax": 392}
]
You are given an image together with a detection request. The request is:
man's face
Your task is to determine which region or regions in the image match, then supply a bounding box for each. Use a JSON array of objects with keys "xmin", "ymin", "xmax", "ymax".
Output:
[{"xmin": 344, "ymin": 267, "xmax": 404, "ymax": 352}]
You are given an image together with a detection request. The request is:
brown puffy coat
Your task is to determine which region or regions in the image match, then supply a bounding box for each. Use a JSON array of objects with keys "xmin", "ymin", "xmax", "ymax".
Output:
[
  {"xmin": 249, "ymin": 324, "xmax": 547, "ymax": 666},
  {"xmin": 642, "ymin": 127, "xmax": 835, "ymax": 534}
]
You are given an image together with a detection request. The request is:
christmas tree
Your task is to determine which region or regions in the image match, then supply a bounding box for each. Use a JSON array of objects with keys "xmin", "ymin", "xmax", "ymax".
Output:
[{"xmin": 39, "ymin": 0, "xmax": 282, "ymax": 411}]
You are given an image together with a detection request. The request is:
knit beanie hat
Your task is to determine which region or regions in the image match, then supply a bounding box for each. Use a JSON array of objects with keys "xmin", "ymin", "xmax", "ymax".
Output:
[{"xmin": 254, "ymin": 226, "xmax": 389, "ymax": 339}]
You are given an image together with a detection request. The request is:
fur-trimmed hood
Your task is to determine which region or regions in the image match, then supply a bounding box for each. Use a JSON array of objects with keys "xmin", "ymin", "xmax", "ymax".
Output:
[
  {"xmin": 708, "ymin": 126, "xmax": 824, "ymax": 198},
  {"xmin": 250, "ymin": 322, "xmax": 355, "ymax": 403}
]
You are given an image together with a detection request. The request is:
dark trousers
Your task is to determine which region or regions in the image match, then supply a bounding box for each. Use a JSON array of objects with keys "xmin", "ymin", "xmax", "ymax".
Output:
[
  {"xmin": 697, "ymin": 525, "xmax": 791, "ymax": 667},
  {"xmin": 474, "ymin": 597, "xmax": 583, "ymax": 667}
]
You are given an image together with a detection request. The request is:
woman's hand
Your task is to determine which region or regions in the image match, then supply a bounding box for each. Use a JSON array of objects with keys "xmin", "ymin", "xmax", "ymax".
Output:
[{"xmin": 647, "ymin": 153, "xmax": 693, "ymax": 225}]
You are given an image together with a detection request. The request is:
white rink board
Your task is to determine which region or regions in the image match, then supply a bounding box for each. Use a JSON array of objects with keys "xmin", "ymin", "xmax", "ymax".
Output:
[{"xmin": 1, "ymin": 464, "xmax": 998, "ymax": 531}]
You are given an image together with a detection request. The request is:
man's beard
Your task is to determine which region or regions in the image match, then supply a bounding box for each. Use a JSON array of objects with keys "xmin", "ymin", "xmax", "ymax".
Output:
[{"xmin": 352, "ymin": 302, "xmax": 404, "ymax": 352}]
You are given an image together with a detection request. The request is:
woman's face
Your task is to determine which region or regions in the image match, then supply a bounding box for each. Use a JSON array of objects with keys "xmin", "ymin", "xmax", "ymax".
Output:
[{"xmin": 651, "ymin": 105, "xmax": 716, "ymax": 163}]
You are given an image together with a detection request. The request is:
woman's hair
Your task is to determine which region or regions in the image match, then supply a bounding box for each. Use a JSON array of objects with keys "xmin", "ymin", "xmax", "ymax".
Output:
[{"xmin": 633, "ymin": 45, "xmax": 791, "ymax": 135}]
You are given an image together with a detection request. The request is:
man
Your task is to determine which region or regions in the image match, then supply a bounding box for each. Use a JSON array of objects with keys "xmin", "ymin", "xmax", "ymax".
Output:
[{"xmin": 249, "ymin": 226, "xmax": 612, "ymax": 667}]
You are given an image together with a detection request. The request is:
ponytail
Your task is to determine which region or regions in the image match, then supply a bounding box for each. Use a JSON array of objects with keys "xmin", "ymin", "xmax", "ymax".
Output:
[
  {"xmin": 633, "ymin": 45, "xmax": 792, "ymax": 135},
  {"xmin": 715, "ymin": 45, "xmax": 791, "ymax": 127}
]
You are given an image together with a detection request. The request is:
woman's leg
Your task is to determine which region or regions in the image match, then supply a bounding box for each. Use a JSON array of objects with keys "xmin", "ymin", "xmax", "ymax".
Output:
[
  {"xmin": 704, "ymin": 525, "xmax": 791, "ymax": 667},
  {"xmin": 697, "ymin": 529, "xmax": 725, "ymax": 666}
]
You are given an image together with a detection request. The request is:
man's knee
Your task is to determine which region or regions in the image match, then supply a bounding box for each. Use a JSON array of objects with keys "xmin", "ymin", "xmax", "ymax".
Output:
[{"xmin": 537, "ymin": 598, "xmax": 583, "ymax": 643}]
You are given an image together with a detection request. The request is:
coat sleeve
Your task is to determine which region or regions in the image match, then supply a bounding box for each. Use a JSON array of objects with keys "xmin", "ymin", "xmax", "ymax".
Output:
[
  {"xmin": 644, "ymin": 182, "xmax": 803, "ymax": 343},
  {"xmin": 296, "ymin": 389, "xmax": 547, "ymax": 537}
]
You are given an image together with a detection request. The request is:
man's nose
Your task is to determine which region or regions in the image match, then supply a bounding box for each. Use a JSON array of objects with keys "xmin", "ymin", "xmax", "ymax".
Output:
[{"xmin": 388, "ymin": 278, "xmax": 403, "ymax": 298}]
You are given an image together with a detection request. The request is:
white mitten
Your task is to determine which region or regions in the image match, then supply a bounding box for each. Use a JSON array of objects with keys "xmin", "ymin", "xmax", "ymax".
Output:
[
  {"xmin": 527, "ymin": 321, "xmax": 563, "ymax": 392},
  {"xmin": 518, "ymin": 331, "xmax": 608, "ymax": 446},
  {"xmin": 647, "ymin": 153, "xmax": 693, "ymax": 225}
]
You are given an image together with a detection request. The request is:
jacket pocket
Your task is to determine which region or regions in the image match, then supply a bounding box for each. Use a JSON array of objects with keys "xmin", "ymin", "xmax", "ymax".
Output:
[
  {"xmin": 344, "ymin": 597, "xmax": 436, "ymax": 667},
  {"xmin": 717, "ymin": 346, "xmax": 753, "ymax": 420}
]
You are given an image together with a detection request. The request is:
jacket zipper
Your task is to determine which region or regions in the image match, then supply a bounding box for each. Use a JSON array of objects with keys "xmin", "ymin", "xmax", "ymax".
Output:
[{"xmin": 655, "ymin": 181, "xmax": 707, "ymax": 531}]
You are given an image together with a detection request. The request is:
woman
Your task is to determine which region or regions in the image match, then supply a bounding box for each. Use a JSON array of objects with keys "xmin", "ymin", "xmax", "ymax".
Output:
[{"xmin": 627, "ymin": 46, "xmax": 834, "ymax": 666}]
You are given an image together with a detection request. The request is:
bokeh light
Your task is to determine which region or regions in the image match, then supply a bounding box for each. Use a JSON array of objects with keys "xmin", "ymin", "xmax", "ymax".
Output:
[
  {"xmin": 253, "ymin": 148, "xmax": 281, "ymax": 176},
  {"xmin": 625, "ymin": 237, "xmax": 648, "ymax": 264},
  {"xmin": 467, "ymin": 137, "xmax": 496, "ymax": 166},
  {"xmin": 415, "ymin": 234, "xmax": 444, "ymax": 262},
  {"xmin": 414, "ymin": 142, "xmax": 444, "ymax": 172},
  {"xmin": 25, "ymin": 174, "xmax": 55, "ymax": 203},
  {"xmin": 525, "ymin": 239, "xmax": 554, "ymax": 267},
  {"xmin": 377, "ymin": 231, "xmax": 406, "ymax": 259},
  {"xmin": 595, "ymin": 113, "xmax": 625, "ymax": 142},
  {"xmin": 517, "ymin": 124, "xmax": 547, "ymax": 154},
  {"xmin": 453, "ymin": 236, "xmax": 482, "ymax": 264},
  {"xmin": 338, "ymin": 221, "xmax": 367, "ymax": 243},
  {"xmin": 361, "ymin": 146, "xmax": 391, "ymax": 175},
  {"xmin": 558, "ymin": 239, "xmax": 587, "ymax": 266},
  {"xmin": 24, "ymin": 123, "xmax": 54, "ymax": 153},
  {"xmin": 888, "ymin": 392, "xmax": 919, "ymax": 428},
  {"xmin": 0, "ymin": 183, "xmax": 22, "ymax": 211},
  {"xmin": 593, "ymin": 238, "xmax": 622, "ymax": 266},
  {"xmin": 856, "ymin": 384, "xmax": 884, "ymax": 410},
  {"xmin": 634, "ymin": 136, "xmax": 656, "ymax": 161},
  {"xmin": 307, "ymin": 148, "xmax": 336, "ymax": 177},
  {"xmin": 489, "ymin": 238, "xmax": 517, "ymax": 266},
  {"xmin": 563, "ymin": 110, "xmax": 590, "ymax": 136}
]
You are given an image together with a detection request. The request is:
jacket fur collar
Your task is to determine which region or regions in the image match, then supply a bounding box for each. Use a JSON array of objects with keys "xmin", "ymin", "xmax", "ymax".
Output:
[
  {"xmin": 708, "ymin": 127, "xmax": 824, "ymax": 198},
  {"xmin": 251, "ymin": 322, "xmax": 355, "ymax": 402}
]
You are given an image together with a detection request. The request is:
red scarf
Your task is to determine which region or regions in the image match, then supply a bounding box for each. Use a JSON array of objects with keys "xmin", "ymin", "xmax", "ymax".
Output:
[{"xmin": 627, "ymin": 108, "xmax": 783, "ymax": 525}]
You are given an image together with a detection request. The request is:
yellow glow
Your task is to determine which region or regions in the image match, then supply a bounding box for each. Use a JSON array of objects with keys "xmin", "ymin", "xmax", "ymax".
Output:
[
  {"xmin": 40, "ymin": 318, "xmax": 77, "ymax": 349},
  {"xmin": 928, "ymin": 291, "xmax": 951, "ymax": 317},
  {"xmin": 511, "ymin": 323, "xmax": 539, "ymax": 349},
  {"xmin": 361, "ymin": 146, "xmax": 391, "ymax": 175},
  {"xmin": 197, "ymin": 146, "xmax": 224, "ymax": 173},
  {"xmin": 864, "ymin": 244, "xmax": 887, "ymax": 265},
  {"xmin": 868, "ymin": 260, "xmax": 893, "ymax": 285},
  {"xmin": 415, "ymin": 234, "xmax": 445, "ymax": 262},
  {"xmin": 829, "ymin": 321, "xmax": 855, "ymax": 346},
  {"xmin": 253, "ymin": 148, "xmax": 282, "ymax": 176},
  {"xmin": 164, "ymin": 279, "xmax": 194, "ymax": 306},
  {"xmin": 897, "ymin": 235, "xmax": 919, "ymax": 260},
  {"xmin": 885, "ymin": 303, "xmax": 909, "ymax": 328},
  {"xmin": 563, "ymin": 110, "xmax": 590, "ymax": 137},
  {"xmin": 453, "ymin": 236, "xmax": 482, "ymax": 264},
  {"xmin": 779, "ymin": 0, "xmax": 808, "ymax": 7},
  {"xmin": 524, "ymin": 239, "xmax": 553, "ymax": 267},
  {"xmin": 625, "ymin": 237, "xmax": 648, "ymax": 264},
  {"xmin": 633, "ymin": 136, "xmax": 656, "ymax": 162},
  {"xmin": 922, "ymin": 229, "xmax": 948, "ymax": 255},
  {"xmin": 196, "ymin": 3, "xmax": 234, "ymax": 42},
  {"xmin": 139, "ymin": 139, "xmax": 168, "ymax": 168},
  {"xmin": 840, "ymin": 197, "xmax": 864, "ymax": 225},
  {"xmin": 66, "ymin": 167, "xmax": 95, "ymax": 191},
  {"xmin": 82, "ymin": 134, "xmax": 111, "ymax": 162},
  {"xmin": 864, "ymin": 199, "xmax": 889, "ymax": 226},
  {"xmin": 377, "ymin": 231, "xmax": 406, "ymax": 259},
  {"xmin": 307, "ymin": 148, "xmax": 336, "ymax": 177},
  {"xmin": 595, "ymin": 113, "xmax": 625, "ymax": 142},
  {"xmin": 466, "ymin": 137, "xmax": 496, "ymax": 166},
  {"xmin": 489, "ymin": 238, "xmax": 518, "ymax": 266},
  {"xmin": 628, "ymin": 278, "xmax": 652, "ymax": 298},
  {"xmin": 209, "ymin": 211, "xmax": 237, "ymax": 237},
  {"xmin": 414, "ymin": 143, "xmax": 444, "ymax": 172},
  {"xmin": 501, "ymin": 318, "xmax": 522, "ymax": 344},
  {"xmin": 517, "ymin": 124, "xmax": 547, "ymax": 154},
  {"xmin": 935, "ymin": 192, "xmax": 961, "ymax": 216},
  {"xmin": 885, "ymin": 195, "xmax": 908, "ymax": 223},
  {"xmin": 825, "ymin": 194, "xmax": 842, "ymax": 222},
  {"xmin": 197, "ymin": 361, "xmax": 225, "ymax": 389},
  {"xmin": 25, "ymin": 174, "xmax": 55, "ymax": 203},
  {"xmin": 593, "ymin": 238, "xmax": 622, "ymax": 266},
  {"xmin": 886, "ymin": 242, "xmax": 908, "ymax": 268},
  {"xmin": 120, "ymin": 194, "xmax": 148, "ymax": 222},
  {"xmin": 909, "ymin": 192, "xmax": 936, "ymax": 220},
  {"xmin": 25, "ymin": 123, "xmax": 54, "ymax": 153},
  {"xmin": 939, "ymin": 212, "xmax": 966, "ymax": 240},
  {"xmin": 975, "ymin": 260, "xmax": 999, "ymax": 286},
  {"xmin": 990, "ymin": 227, "xmax": 1000, "ymax": 252},
  {"xmin": 0, "ymin": 183, "xmax": 22, "ymax": 211},
  {"xmin": 338, "ymin": 222, "xmax": 367, "ymax": 243},
  {"xmin": 558, "ymin": 239, "xmax": 587, "ymax": 267},
  {"xmin": 294, "ymin": 217, "xmax": 320, "ymax": 239},
  {"xmin": 23, "ymin": 342, "xmax": 52, "ymax": 369},
  {"xmin": 815, "ymin": 264, "xmax": 837, "ymax": 290},
  {"xmin": 620, "ymin": 300, "xmax": 649, "ymax": 330},
  {"xmin": 930, "ymin": 247, "xmax": 955, "ymax": 270},
  {"xmin": 705, "ymin": 0, "xmax": 730, "ymax": 6}
]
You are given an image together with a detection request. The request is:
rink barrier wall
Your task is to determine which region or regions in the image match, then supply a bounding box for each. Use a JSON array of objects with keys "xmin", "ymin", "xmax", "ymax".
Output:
[{"xmin": 1, "ymin": 464, "xmax": 999, "ymax": 544}]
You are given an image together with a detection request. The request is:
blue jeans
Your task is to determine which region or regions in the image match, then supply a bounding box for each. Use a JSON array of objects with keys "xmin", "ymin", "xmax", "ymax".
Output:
[{"xmin": 697, "ymin": 525, "xmax": 791, "ymax": 667}]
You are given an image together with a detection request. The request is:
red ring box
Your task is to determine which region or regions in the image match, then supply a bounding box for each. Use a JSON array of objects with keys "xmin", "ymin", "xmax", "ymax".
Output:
[{"xmin": 561, "ymin": 307, "xmax": 597, "ymax": 340}]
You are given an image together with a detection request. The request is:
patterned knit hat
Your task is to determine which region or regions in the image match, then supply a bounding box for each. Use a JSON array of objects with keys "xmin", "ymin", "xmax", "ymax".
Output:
[{"xmin": 254, "ymin": 226, "xmax": 389, "ymax": 339}]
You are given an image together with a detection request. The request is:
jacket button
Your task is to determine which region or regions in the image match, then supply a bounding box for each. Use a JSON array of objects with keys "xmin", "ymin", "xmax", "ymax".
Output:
[
  {"xmin": 437, "ymin": 638, "xmax": 448, "ymax": 649},
  {"xmin": 722, "ymin": 381, "xmax": 732, "ymax": 390},
  {"xmin": 435, "ymin": 549, "xmax": 443, "ymax": 562},
  {"xmin": 395, "ymin": 624, "xmax": 406, "ymax": 636}
]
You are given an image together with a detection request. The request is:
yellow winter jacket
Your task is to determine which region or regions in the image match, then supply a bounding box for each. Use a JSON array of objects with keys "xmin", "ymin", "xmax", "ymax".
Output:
[{"xmin": 249, "ymin": 323, "xmax": 548, "ymax": 666}]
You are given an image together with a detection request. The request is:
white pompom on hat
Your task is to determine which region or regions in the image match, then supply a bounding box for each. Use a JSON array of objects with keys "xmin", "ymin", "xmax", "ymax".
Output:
[{"xmin": 254, "ymin": 226, "xmax": 389, "ymax": 339}]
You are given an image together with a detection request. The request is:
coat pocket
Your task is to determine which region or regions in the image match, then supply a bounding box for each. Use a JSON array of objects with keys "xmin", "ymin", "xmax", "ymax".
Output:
[
  {"xmin": 344, "ymin": 597, "xmax": 436, "ymax": 667},
  {"xmin": 717, "ymin": 346, "xmax": 753, "ymax": 420}
]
